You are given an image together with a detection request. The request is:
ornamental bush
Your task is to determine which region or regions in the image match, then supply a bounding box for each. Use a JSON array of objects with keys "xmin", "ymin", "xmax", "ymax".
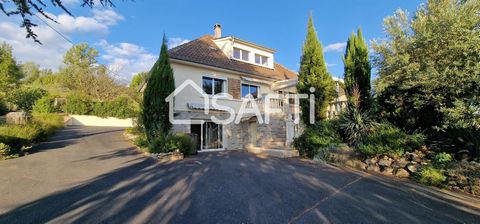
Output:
[
  {"xmin": 63, "ymin": 95, "xmax": 91, "ymax": 115},
  {"xmin": 0, "ymin": 99, "xmax": 8, "ymax": 116},
  {"xmin": 91, "ymin": 97, "xmax": 137, "ymax": 119},
  {"xmin": 293, "ymin": 120, "xmax": 343, "ymax": 159},
  {"xmin": 6, "ymin": 88, "xmax": 47, "ymax": 112},
  {"xmin": 32, "ymin": 95, "xmax": 57, "ymax": 113},
  {"xmin": 415, "ymin": 166, "xmax": 446, "ymax": 187},
  {"xmin": 356, "ymin": 123, "xmax": 425, "ymax": 157}
]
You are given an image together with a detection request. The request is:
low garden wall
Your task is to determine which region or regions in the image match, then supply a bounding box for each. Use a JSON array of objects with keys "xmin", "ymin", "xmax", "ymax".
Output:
[{"xmin": 65, "ymin": 115, "xmax": 134, "ymax": 127}]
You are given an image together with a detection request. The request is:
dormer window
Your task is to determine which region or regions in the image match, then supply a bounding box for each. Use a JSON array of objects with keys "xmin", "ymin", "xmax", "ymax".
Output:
[
  {"xmin": 255, "ymin": 54, "xmax": 268, "ymax": 66},
  {"xmin": 233, "ymin": 47, "xmax": 249, "ymax": 61}
]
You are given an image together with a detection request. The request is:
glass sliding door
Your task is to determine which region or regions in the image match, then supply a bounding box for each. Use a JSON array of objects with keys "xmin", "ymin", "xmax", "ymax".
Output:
[{"xmin": 202, "ymin": 122, "xmax": 223, "ymax": 150}]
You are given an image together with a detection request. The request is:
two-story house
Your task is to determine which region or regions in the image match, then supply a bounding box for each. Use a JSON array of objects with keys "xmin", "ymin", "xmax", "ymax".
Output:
[{"xmin": 164, "ymin": 24, "xmax": 346, "ymax": 157}]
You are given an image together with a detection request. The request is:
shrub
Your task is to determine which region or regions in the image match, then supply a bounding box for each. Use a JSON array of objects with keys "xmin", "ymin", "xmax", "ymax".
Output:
[
  {"xmin": 338, "ymin": 107, "xmax": 377, "ymax": 145},
  {"xmin": 170, "ymin": 133, "xmax": 196, "ymax": 156},
  {"xmin": 31, "ymin": 113, "xmax": 64, "ymax": 139},
  {"xmin": 356, "ymin": 123, "xmax": 425, "ymax": 157},
  {"xmin": 148, "ymin": 133, "xmax": 196, "ymax": 156},
  {"xmin": 63, "ymin": 95, "xmax": 91, "ymax": 115},
  {"xmin": 6, "ymin": 88, "xmax": 47, "ymax": 111},
  {"xmin": 91, "ymin": 96, "xmax": 137, "ymax": 119},
  {"xmin": 0, "ymin": 113, "xmax": 63, "ymax": 158},
  {"xmin": 32, "ymin": 95, "xmax": 57, "ymax": 113},
  {"xmin": 415, "ymin": 166, "xmax": 446, "ymax": 187},
  {"xmin": 293, "ymin": 121, "xmax": 343, "ymax": 159},
  {"xmin": 434, "ymin": 152, "xmax": 453, "ymax": 164},
  {"xmin": 0, "ymin": 99, "xmax": 8, "ymax": 115}
]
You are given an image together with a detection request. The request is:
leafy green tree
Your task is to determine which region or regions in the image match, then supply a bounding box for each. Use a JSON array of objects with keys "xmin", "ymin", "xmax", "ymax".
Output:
[
  {"xmin": 6, "ymin": 87, "xmax": 47, "ymax": 112},
  {"xmin": 20, "ymin": 62, "xmax": 41, "ymax": 84},
  {"xmin": 373, "ymin": 0, "xmax": 480, "ymax": 133},
  {"xmin": 58, "ymin": 44, "xmax": 126, "ymax": 100},
  {"xmin": 343, "ymin": 28, "xmax": 371, "ymax": 110},
  {"xmin": 142, "ymin": 36, "xmax": 175, "ymax": 142},
  {"xmin": 297, "ymin": 15, "xmax": 335, "ymax": 124},
  {"xmin": 130, "ymin": 72, "xmax": 149, "ymax": 89},
  {"xmin": 0, "ymin": 42, "xmax": 22, "ymax": 95}
]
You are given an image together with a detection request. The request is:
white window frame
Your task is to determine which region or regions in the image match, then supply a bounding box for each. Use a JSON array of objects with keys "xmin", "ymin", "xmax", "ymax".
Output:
[
  {"xmin": 202, "ymin": 75, "xmax": 228, "ymax": 96},
  {"xmin": 233, "ymin": 47, "xmax": 250, "ymax": 62},
  {"xmin": 255, "ymin": 54, "xmax": 269, "ymax": 66}
]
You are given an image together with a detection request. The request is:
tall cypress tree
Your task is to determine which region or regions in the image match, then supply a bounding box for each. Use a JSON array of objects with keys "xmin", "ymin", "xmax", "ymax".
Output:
[
  {"xmin": 142, "ymin": 35, "xmax": 175, "ymax": 142},
  {"xmin": 297, "ymin": 15, "xmax": 336, "ymax": 124},
  {"xmin": 343, "ymin": 28, "xmax": 371, "ymax": 110}
]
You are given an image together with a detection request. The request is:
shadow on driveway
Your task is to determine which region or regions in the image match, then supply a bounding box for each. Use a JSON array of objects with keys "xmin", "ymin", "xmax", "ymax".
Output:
[{"xmin": 1, "ymin": 149, "xmax": 479, "ymax": 223}]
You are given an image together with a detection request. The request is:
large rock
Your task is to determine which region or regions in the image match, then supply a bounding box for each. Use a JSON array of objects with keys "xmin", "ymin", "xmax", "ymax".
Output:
[
  {"xmin": 392, "ymin": 158, "xmax": 409, "ymax": 169},
  {"xmin": 378, "ymin": 158, "xmax": 393, "ymax": 167},
  {"xmin": 395, "ymin": 168, "xmax": 410, "ymax": 178},
  {"xmin": 381, "ymin": 167, "xmax": 394, "ymax": 175},
  {"xmin": 367, "ymin": 164, "xmax": 380, "ymax": 172},
  {"xmin": 345, "ymin": 159, "xmax": 367, "ymax": 170},
  {"xmin": 6, "ymin": 112, "xmax": 30, "ymax": 125},
  {"xmin": 407, "ymin": 164, "xmax": 418, "ymax": 173},
  {"xmin": 365, "ymin": 157, "xmax": 378, "ymax": 165}
]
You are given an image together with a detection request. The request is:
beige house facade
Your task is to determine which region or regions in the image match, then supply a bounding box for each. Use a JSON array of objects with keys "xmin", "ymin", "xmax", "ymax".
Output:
[{"xmin": 165, "ymin": 24, "xmax": 346, "ymax": 157}]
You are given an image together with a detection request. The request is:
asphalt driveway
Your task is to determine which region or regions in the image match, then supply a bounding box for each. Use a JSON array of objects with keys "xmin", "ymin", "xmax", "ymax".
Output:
[{"xmin": 0, "ymin": 127, "xmax": 479, "ymax": 223}]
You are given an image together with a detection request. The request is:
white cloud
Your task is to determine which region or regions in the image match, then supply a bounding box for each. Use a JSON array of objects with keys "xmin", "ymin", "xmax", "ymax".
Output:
[
  {"xmin": 62, "ymin": 0, "xmax": 80, "ymax": 5},
  {"xmin": 324, "ymin": 42, "xmax": 347, "ymax": 53},
  {"xmin": 45, "ymin": 9, "xmax": 123, "ymax": 34},
  {"xmin": 168, "ymin": 37, "xmax": 190, "ymax": 49},
  {"xmin": 0, "ymin": 9, "xmax": 123, "ymax": 70},
  {"xmin": 98, "ymin": 40, "xmax": 157, "ymax": 80}
]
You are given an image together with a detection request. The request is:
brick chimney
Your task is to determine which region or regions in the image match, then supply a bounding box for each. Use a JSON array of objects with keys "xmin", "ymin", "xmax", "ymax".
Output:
[{"xmin": 214, "ymin": 23, "xmax": 222, "ymax": 38}]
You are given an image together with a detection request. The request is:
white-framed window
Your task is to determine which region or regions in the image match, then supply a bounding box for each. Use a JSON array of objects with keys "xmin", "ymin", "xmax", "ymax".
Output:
[
  {"xmin": 233, "ymin": 47, "xmax": 249, "ymax": 61},
  {"xmin": 202, "ymin": 76, "xmax": 226, "ymax": 95},
  {"xmin": 255, "ymin": 54, "xmax": 268, "ymax": 66},
  {"xmin": 241, "ymin": 83, "xmax": 260, "ymax": 99}
]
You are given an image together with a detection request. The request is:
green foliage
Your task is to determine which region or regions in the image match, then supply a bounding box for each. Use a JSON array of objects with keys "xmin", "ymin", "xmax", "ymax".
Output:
[
  {"xmin": 143, "ymin": 36, "xmax": 175, "ymax": 142},
  {"xmin": 6, "ymin": 87, "xmax": 47, "ymax": 111},
  {"xmin": 0, "ymin": 99, "xmax": 8, "ymax": 115},
  {"xmin": 356, "ymin": 123, "xmax": 426, "ymax": 157},
  {"xmin": 59, "ymin": 44, "xmax": 125, "ymax": 100},
  {"xmin": 415, "ymin": 166, "xmax": 447, "ymax": 187},
  {"xmin": 0, "ymin": 143, "xmax": 13, "ymax": 159},
  {"xmin": 0, "ymin": 113, "xmax": 63, "ymax": 159},
  {"xmin": 373, "ymin": 0, "xmax": 480, "ymax": 134},
  {"xmin": 32, "ymin": 95, "xmax": 57, "ymax": 113},
  {"xmin": 293, "ymin": 121, "xmax": 343, "ymax": 159},
  {"xmin": 91, "ymin": 96, "xmax": 137, "ymax": 119},
  {"xmin": 130, "ymin": 72, "xmax": 149, "ymax": 89},
  {"xmin": 170, "ymin": 133, "xmax": 196, "ymax": 156},
  {"xmin": 0, "ymin": 42, "xmax": 22, "ymax": 95},
  {"xmin": 20, "ymin": 62, "xmax": 41, "ymax": 84},
  {"xmin": 434, "ymin": 152, "xmax": 453, "ymax": 164},
  {"xmin": 338, "ymin": 106, "xmax": 377, "ymax": 145},
  {"xmin": 297, "ymin": 15, "xmax": 336, "ymax": 124},
  {"xmin": 343, "ymin": 28, "xmax": 372, "ymax": 110},
  {"xmin": 438, "ymin": 98, "xmax": 480, "ymax": 158},
  {"xmin": 63, "ymin": 95, "xmax": 91, "ymax": 115},
  {"xmin": 148, "ymin": 133, "xmax": 196, "ymax": 155}
]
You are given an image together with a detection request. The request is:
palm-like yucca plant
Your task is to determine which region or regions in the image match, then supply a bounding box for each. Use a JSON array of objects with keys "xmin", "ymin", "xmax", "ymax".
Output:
[{"xmin": 339, "ymin": 86, "xmax": 377, "ymax": 145}]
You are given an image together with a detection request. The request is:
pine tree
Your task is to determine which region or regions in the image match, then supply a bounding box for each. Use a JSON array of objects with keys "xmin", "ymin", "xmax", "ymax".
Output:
[
  {"xmin": 142, "ymin": 35, "xmax": 175, "ymax": 142},
  {"xmin": 297, "ymin": 15, "xmax": 336, "ymax": 124},
  {"xmin": 343, "ymin": 28, "xmax": 371, "ymax": 110}
]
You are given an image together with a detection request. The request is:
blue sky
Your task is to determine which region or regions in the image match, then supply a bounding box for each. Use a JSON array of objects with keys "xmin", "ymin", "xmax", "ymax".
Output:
[{"xmin": 0, "ymin": 0, "xmax": 424, "ymax": 81}]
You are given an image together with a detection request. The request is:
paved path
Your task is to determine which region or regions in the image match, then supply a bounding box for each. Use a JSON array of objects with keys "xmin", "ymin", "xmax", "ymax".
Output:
[{"xmin": 0, "ymin": 127, "xmax": 479, "ymax": 224}]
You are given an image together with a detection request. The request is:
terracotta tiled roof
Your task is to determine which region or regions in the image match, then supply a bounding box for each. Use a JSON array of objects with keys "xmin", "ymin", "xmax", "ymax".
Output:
[{"xmin": 168, "ymin": 35, "xmax": 297, "ymax": 81}]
